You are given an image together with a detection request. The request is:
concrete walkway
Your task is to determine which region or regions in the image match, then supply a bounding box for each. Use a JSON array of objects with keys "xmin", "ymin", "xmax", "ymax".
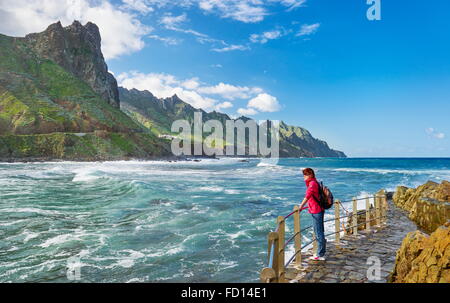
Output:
[{"xmin": 286, "ymin": 201, "xmax": 417, "ymax": 283}]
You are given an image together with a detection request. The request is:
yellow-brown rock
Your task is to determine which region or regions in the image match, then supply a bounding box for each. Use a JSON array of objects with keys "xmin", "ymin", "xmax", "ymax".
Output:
[
  {"xmin": 390, "ymin": 222, "xmax": 450, "ymax": 283},
  {"xmin": 393, "ymin": 181, "xmax": 450, "ymax": 234}
]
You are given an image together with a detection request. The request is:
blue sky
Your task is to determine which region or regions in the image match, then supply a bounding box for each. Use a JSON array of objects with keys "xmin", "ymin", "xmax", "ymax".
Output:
[{"xmin": 1, "ymin": 0, "xmax": 449, "ymax": 157}]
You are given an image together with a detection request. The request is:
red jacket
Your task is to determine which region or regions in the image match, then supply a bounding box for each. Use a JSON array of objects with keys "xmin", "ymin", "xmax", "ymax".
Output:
[{"xmin": 305, "ymin": 178, "xmax": 323, "ymax": 214}]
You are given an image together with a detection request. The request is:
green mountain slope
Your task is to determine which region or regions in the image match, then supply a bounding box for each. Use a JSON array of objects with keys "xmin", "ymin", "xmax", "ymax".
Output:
[
  {"xmin": 119, "ymin": 87, "xmax": 346, "ymax": 158},
  {"xmin": 0, "ymin": 22, "xmax": 170, "ymax": 160}
]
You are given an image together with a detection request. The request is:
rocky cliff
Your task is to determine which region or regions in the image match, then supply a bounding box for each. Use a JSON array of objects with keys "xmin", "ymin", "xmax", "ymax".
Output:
[
  {"xmin": 393, "ymin": 181, "xmax": 450, "ymax": 233},
  {"xmin": 24, "ymin": 21, "xmax": 119, "ymax": 108},
  {"xmin": 278, "ymin": 122, "xmax": 346, "ymax": 158},
  {"xmin": 0, "ymin": 21, "xmax": 170, "ymax": 160},
  {"xmin": 389, "ymin": 181, "xmax": 450, "ymax": 283},
  {"xmin": 389, "ymin": 222, "xmax": 450, "ymax": 283}
]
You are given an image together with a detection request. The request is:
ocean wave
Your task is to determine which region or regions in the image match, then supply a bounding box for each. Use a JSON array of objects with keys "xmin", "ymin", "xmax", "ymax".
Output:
[
  {"xmin": 197, "ymin": 186, "xmax": 224, "ymax": 192},
  {"xmin": 22, "ymin": 230, "xmax": 40, "ymax": 243},
  {"xmin": 224, "ymin": 189, "xmax": 240, "ymax": 194},
  {"xmin": 332, "ymin": 167, "xmax": 450, "ymax": 176},
  {"xmin": 2, "ymin": 208, "xmax": 61, "ymax": 216},
  {"xmin": 257, "ymin": 161, "xmax": 278, "ymax": 167}
]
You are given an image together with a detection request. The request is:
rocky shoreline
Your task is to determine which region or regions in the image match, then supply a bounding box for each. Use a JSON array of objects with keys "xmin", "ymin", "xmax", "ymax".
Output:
[{"xmin": 389, "ymin": 180, "xmax": 450, "ymax": 283}]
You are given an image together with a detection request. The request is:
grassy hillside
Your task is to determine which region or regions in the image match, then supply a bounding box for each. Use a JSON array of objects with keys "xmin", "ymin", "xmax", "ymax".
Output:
[{"xmin": 0, "ymin": 34, "xmax": 170, "ymax": 160}]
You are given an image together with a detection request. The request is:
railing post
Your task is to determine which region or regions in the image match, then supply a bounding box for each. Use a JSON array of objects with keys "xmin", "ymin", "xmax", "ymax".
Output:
[
  {"xmin": 352, "ymin": 198, "xmax": 358, "ymax": 235},
  {"xmin": 382, "ymin": 189, "xmax": 388, "ymax": 224},
  {"xmin": 271, "ymin": 232, "xmax": 279, "ymax": 283},
  {"xmin": 375, "ymin": 194, "xmax": 380, "ymax": 226},
  {"xmin": 334, "ymin": 200, "xmax": 340, "ymax": 244},
  {"xmin": 277, "ymin": 216, "xmax": 286, "ymax": 283},
  {"xmin": 293, "ymin": 206, "xmax": 302, "ymax": 268},
  {"xmin": 365, "ymin": 196, "xmax": 371, "ymax": 231},
  {"xmin": 261, "ymin": 232, "xmax": 278, "ymax": 283}
]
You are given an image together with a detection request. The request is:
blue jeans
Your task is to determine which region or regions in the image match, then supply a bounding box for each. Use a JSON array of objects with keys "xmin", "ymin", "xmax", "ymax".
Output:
[{"xmin": 311, "ymin": 211, "xmax": 326, "ymax": 257}]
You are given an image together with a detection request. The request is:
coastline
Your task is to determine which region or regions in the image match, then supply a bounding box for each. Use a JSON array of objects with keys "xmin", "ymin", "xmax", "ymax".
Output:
[{"xmin": 0, "ymin": 155, "xmax": 347, "ymax": 164}]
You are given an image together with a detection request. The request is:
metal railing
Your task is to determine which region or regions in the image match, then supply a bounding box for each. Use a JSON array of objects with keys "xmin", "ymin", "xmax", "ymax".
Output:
[{"xmin": 260, "ymin": 190, "xmax": 389, "ymax": 283}]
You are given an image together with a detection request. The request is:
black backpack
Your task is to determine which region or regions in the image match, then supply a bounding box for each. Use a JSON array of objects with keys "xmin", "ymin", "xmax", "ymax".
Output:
[{"xmin": 314, "ymin": 181, "xmax": 334, "ymax": 210}]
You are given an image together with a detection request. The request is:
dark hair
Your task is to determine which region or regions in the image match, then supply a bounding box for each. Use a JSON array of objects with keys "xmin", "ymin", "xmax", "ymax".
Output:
[{"xmin": 302, "ymin": 168, "xmax": 315, "ymax": 178}]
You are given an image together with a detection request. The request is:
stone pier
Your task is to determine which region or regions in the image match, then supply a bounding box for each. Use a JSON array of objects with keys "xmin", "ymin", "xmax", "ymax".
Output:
[{"xmin": 286, "ymin": 200, "xmax": 417, "ymax": 283}]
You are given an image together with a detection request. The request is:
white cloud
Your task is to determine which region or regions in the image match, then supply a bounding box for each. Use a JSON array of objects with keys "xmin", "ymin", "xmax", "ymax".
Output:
[
  {"xmin": 250, "ymin": 29, "xmax": 284, "ymax": 44},
  {"xmin": 235, "ymin": 93, "xmax": 281, "ymax": 116},
  {"xmin": 159, "ymin": 13, "xmax": 208, "ymax": 38},
  {"xmin": 160, "ymin": 13, "xmax": 188, "ymax": 28},
  {"xmin": 198, "ymin": 0, "xmax": 268, "ymax": 23},
  {"xmin": 120, "ymin": 0, "xmax": 154, "ymax": 14},
  {"xmin": 118, "ymin": 71, "xmax": 217, "ymax": 110},
  {"xmin": 181, "ymin": 78, "xmax": 200, "ymax": 90},
  {"xmin": 197, "ymin": 83, "xmax": 262, "ymax": 100},
  {"xmin": 272, "ymin": 0, "xmax": 307, "ymax": 11},
  {"xmin": 247, "ymin": 93, "xmax": 281, "ymax": 112},
  {"xmin": 211, "ymin": 44, "xmax": 250, "ymax": 52},
  {"xmin": 237, "ymin": 107, "xmax": 258, "ymax": 116},
  {"xmin": 148, "ymin": 34, "xmax": 182, "ymax": 45},
  {"xmin": 117, "ymin": 71, "xmax": 279, "ymax": 115},
  {"xmin": 158, "ymin": 12, "xmax": 248, "ymax": 53},
  {"xmin": 215, "ymin": 101, "xmax": 233, "ymax": 111},
  {"xmin": 250, "ymin": 23, "xmax": 320, "ymax": 45},
  {"xmin": 197, "ymin": 0, "xmax": 308, "ymax": 23},
  {"xmin": 426, "ymin": 128, "xmax": 445, "ymax": 139},
  {"xmin": 0, "ymin": 0, "xmax": 151, "ymax": 60},
  {"xmin": 296, "ymin": 23, "xmax": 320, "ymax": 36}
]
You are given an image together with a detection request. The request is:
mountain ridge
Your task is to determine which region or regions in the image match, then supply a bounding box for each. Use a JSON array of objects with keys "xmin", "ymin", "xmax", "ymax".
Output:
[
  {"xmin": 119, "ymin": 87, "xmax": 346, "ymax": 158},
  {"xmin": 0, "ymin": 20, "xmax": 346, "ymax": 160}
]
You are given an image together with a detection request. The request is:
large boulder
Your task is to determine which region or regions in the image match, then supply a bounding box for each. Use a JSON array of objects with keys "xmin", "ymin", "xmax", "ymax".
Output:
[
  {"xmin": 393, "ymin": 181, "xmax": 450, "ymax": 234},
  {"xmin": 389, "ymin": 222, "xmax": 450, "ymax": 283}
]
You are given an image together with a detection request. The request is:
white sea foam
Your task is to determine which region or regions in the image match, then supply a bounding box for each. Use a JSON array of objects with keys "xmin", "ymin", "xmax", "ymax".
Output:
[
  {"xmin": 3, "ymin": 208, "xmax": 61, "ymax": 216},
  {"xmin": 72, "ymin": 168, "xmax": 100, "ymax": 182},
  {"xmin": 122, "ymin": 249, "xmax": 145, "ymax": 259},
  {"xmin": 224, "ymin": 189, "xmax": 240, "ymax": 194},
  {"xmin": 39, "ymin": 234, "xmax": 75, "ymax": 248},
  {"xmin": 116, "ymin": 259, "xmax": 135, "ymax": 268},
  {"xmin": 198, "ymin": 186, "xmax": 224, "ymax": 192},
  {"xmin": 333, "ymin": 167, "xmax": 450, "ymax": 176},
  {"xmin": 38, "ymin": 228, "xmax": 103, "ymax": 248},
  {"xmin": 0, "ymin": 219, "xmax": 28, "ymax": 226},
  {"xmin": 22, "ymin": 230, "xmax": 39, "ymax": 243},
  {"xmin": 229, "ymin": 230, "xmax": 249, "ymax": 240},
  {"xmin": 166, "ymin": 246, "xmax": 184, "ymax": 255},
  {"xmin": 219, "ymin": 260, "xmax": 238, "ymax": 270},
  {"xmin": 127, "ymin": 277, "xmax": 147, "ymax": 283},
  {"xmin": 257, "ymin": 162, "xmax": 276, "ymax": 167}
]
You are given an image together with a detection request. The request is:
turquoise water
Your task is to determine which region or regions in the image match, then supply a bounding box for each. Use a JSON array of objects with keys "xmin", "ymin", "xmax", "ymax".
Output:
[{"xmin": 1, "ymin": 158, "xmax": 449, "ymax": 282}]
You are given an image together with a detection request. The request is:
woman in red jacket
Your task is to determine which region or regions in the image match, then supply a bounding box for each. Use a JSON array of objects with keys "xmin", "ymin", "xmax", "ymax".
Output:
[{"xmin": 299, "ymin": 168, "xmax": 326, "ymax": 261}]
